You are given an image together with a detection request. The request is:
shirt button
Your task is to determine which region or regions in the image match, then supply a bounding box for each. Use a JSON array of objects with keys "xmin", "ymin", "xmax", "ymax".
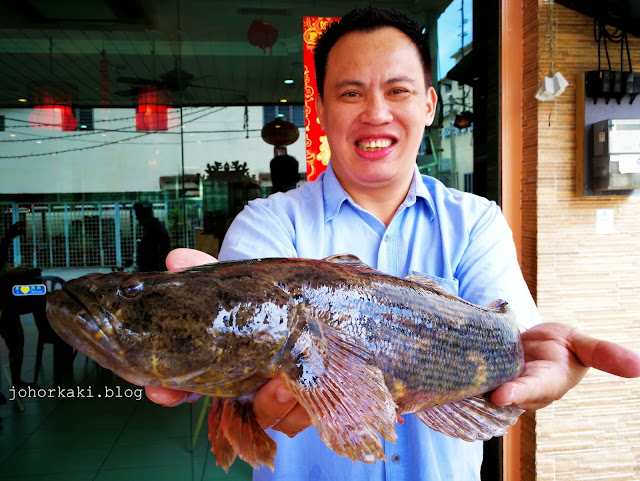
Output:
[
  {"xmin": 384, "ymin": 235, "xmax": 390, "ymax": 242},
  {"xmin": 391, "ymin": 454, "xmax": 400, "ymax": 463}
]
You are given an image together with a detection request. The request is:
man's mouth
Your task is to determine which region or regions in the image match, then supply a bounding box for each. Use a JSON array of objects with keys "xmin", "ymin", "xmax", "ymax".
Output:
[{"xmin": 356, "ymin": 138, "xmax": 395, "ymax": 152}]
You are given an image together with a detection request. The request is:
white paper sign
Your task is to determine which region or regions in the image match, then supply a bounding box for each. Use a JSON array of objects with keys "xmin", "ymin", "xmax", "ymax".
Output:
[{"xmin": 596, "ymin": 209, "xmax": 615, "ymax": 235}]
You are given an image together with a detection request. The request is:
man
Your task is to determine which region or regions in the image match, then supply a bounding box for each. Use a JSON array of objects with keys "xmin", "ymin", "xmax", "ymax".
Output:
[
  {"xmin": 133, "ymin": 203, "xmax": 171, "ymax": 272},
  {"xmin": 147, "ymin": 7, "xmax": 640, "ymax": 480},
  {"xmin": 270, "ymin": 154, "xmax": 300, "ymax": 193}
]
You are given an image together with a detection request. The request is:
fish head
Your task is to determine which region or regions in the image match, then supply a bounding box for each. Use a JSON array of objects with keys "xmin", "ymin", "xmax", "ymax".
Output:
[{"xmin": 46, "ymin": 269, "xmax": 291, "ymax": 394}]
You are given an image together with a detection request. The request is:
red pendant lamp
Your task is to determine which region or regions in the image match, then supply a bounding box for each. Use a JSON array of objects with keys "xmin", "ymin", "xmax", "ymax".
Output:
[
  {"xmin": 99, "ymin": 50, "xmax": 110, "ymax": 106},
  {"xmin": 248, "ymin": 20, "xmax": 278, "ymax": 55},
  {"xmin": 28, "ymin": 85, "xmax": 77, "ymax": 131},
  {"xmin": 135, "ymin": 87, "xmax": 170, "ymax": 132}
]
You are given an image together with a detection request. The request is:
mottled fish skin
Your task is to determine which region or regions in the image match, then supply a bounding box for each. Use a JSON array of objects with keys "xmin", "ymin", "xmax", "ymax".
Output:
[{"xmin": 46, "ymin": 256, "xmax": 525, "ymax": 469}]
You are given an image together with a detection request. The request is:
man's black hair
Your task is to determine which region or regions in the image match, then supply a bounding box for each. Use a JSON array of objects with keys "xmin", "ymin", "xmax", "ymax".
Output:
[{"xmin": 314, "ymin": 7, "xmax": 431, "ymax": 98}]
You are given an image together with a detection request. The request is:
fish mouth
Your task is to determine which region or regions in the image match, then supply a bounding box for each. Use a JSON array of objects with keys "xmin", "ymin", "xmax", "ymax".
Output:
[{"xmin": 46, "ymin": 280, "xmax": 149, "ymax": 386}]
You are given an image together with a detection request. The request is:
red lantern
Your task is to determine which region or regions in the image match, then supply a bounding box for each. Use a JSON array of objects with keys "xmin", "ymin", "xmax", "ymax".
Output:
[
  {"xmin": 99, "ymin": 50, "xmax": 110, "ymax": 106},
  {"xmin": 248, "ymin": 20, "xmax": 278, "ymax": 55},
  {"xmin": 29, "ymin": 105, "xmax": 77, "ymax": 131},
  {"xmin": 28, "ymin": 85, "xmax": 77, "ymax": 131},
  {"xmin": 135, "ymin": 87, "xmax": 170, "ymax": 132}
]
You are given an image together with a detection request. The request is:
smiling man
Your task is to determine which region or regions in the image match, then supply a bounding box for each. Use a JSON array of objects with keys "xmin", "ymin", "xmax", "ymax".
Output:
[
  {"xmin": 314, "ymin": 23, "xmax": 438, "ymax": 226},
  {"xmin": 146, "ymin": 7, "xmax": 640, "ymax": 481}
]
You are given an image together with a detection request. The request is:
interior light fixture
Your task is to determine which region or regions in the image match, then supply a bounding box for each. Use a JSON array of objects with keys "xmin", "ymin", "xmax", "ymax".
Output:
[
  {"xmin": 18, "ymin": 98, "xmax": 27, "ymax": 103},
  {"xmin": 280, "ymin": 98, "xmax": 288, "ymax": 103},
  {"xmin": 284, "ymin": 79, "xmax": 294, "ymax": 84}
]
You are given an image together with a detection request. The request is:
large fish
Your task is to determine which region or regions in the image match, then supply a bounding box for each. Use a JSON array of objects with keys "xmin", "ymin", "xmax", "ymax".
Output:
[{"xmin": 46, "ymin": 255, "xmax": 525, "ymax": 471}]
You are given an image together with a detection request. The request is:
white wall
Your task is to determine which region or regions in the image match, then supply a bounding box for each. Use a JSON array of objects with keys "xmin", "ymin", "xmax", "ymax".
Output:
[{"xmin": 0, "ymin": 106, "xmax": 305, "ymax": 194}]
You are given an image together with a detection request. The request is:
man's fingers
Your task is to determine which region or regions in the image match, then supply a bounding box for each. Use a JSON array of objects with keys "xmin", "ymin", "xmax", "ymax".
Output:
[
  {"xmin": 253, "ymin": 378, "xmax": 310, "ymax": 435},
  {"xmin": 491, "ymin": 362, "xmax": 555, "ymax": 410},
  {"xmin": 145, "ymin": 386, "xmax": 201, "ymax": 406},
  {"xmin": 166, "ymin": 248, "xmax": 217, "ymax": 271},
  {"xmin": 271, "ymin": 403, "xmax": 313, "ymax": 437},
  {"xmin": 571, "ymin": 331, "xmax": 640, "ymax": 378}
]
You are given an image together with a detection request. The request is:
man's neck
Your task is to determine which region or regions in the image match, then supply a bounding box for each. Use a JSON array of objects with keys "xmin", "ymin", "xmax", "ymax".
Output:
[
  {"xmin": 330, "ymin": 163, "xmax": 415, "ymax": 227},
  {"xmin": 345, "ymin": 181, "xmax": 412, "ymax": 227}
]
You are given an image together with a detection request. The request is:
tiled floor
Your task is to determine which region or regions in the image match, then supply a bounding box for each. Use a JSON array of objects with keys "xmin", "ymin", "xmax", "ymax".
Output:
[{"xmin": 0, "ymin": 316, "xmax": 253, "ymax": 481}]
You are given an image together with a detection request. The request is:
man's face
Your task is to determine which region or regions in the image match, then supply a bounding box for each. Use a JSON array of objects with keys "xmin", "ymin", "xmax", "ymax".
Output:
[{"xmin": 316, "ymin": 27, "xmax": 437, "ymax": 195}]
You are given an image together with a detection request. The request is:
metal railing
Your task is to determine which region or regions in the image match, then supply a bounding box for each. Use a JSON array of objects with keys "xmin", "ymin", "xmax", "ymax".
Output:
[{"xmin": 1, "ymin": 200, "xmax": 200, "ymax": 270}]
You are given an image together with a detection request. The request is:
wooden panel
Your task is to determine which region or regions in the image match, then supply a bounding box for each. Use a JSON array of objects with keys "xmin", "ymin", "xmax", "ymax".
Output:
[{"xmin": 524, "ymin": 1, "xmax": 640, "ymax": 480}]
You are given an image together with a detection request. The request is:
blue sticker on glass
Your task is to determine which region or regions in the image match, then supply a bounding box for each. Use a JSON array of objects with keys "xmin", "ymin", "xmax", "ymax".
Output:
[{"xmin": 12, "ymin": 284, "xmax": 47, "ymax": 296}]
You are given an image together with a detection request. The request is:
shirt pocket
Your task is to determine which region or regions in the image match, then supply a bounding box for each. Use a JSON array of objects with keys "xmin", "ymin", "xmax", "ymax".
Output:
[{"xmin": 408, "ymin": 270, "xmax": 460, "ymax": 297}]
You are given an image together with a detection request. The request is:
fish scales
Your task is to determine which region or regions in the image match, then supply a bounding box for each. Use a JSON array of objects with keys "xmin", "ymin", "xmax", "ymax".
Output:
[
  {"xmin": 296, "ymin": 273, "xmax": 521, "ymax": 410},
  {"xmin": 46, "ymin": 255, "xmax": 525, "ymax": 471}
]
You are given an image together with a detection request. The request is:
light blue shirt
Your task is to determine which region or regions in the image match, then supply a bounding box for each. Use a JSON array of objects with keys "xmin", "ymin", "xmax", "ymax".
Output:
[{"xmin": 219, "ymin": 163, "xmax": 539, "ymax": 481}]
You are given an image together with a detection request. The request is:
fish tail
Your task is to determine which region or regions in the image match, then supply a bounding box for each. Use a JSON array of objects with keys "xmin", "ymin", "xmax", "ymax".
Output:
[{"xmin": 207, "ymin": 396, "xmax": 276, "ymax": 472}]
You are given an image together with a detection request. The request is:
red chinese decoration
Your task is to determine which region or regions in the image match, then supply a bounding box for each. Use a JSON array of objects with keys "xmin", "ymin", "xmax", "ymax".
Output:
[
  {"xmin": 135, "ymin": 87, "xmax": 170, "ymax": 132},
  {"xmin": 303, "ymin": 17, "xmax": 339, "ymax": 181},
  {"xmin": 248, "ymin": 20, "xmax": 278, "ymax": 55},
  {"xmin": 261, "ymin": 117, "xmax": 299, "ymax": 156},
  {"xmin": 28, "ymin": 85, "xmax": 77, "ymax": 131},
  {"xmin": 99, "ymin": 50, "xmax": 110, "ymax": 106}
]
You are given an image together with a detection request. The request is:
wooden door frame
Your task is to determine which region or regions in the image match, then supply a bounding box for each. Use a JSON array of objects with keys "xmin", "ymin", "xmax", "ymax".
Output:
[{"xmin": 499, "ymin": 0, "xmax": 525, "ymax": 479}]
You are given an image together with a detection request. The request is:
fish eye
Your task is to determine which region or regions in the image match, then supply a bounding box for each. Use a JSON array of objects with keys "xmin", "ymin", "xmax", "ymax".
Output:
[{"xmin": 120, "ymin": 279, "xmax": 143, "ymax": 298}]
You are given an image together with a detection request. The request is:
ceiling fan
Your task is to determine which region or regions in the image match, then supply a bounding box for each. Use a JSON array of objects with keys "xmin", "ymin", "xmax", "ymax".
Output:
[
  {"xmin": 114, "ymin": 63, "xmax": 199, "ymax": 98},
  {"xmin": 113, "ymin": 62, "xmax": 246, "ymax": 103}
]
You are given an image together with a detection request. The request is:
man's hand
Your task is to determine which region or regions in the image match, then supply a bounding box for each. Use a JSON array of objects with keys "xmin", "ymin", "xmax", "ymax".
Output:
[
  {"xmin": 491, "ymin": 322, "xmax": 640, "ymax": 411},
  {"xmin": 145, "ymin": 248, "xmax": 312, "ymax": 436}
]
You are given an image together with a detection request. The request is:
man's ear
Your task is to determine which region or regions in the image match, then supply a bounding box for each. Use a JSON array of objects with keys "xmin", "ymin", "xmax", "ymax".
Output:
[
  {"xmin": 425, "ymin": 87, "xmax": 438, "ymax": 127},
  {"xmin": 316, "ymin": 96, "xmax": 325, "ymax": 131}
]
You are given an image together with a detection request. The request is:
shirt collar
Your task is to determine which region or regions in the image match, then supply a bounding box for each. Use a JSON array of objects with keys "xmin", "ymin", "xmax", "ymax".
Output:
[
  {"xmin": 321, "ymin": 163, "xmax": 350, "ymax": 222},
  {"xmin": 411, "ymin": 165, "xmax": 436, "ymax": 221},
  {"xmin": 321, "ymin": 162, "xmax": 436, "ymax": 223}
]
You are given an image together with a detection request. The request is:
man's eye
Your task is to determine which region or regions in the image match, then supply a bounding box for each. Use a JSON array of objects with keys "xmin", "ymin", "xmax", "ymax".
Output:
[{"xmin": 342, "ymin": 91, "xmax": 359, "ymax": 98}]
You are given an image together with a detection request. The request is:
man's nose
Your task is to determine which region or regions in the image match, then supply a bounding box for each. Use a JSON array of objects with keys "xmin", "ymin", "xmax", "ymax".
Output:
[{"xmin": 359, "ymin": 93, "xmax": 393, "ymax": 125}]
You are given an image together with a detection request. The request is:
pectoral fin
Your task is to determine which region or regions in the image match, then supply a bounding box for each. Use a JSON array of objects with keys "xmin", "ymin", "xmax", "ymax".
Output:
[
  {"xmin": 281, "ymin": 316, "xmax": 397, "ymax": 464},
  {"xmin": 413, "ymin": 396, "xmax": 524, "ymax": 441},
  {"xmin": 207, "ymin": 395, "xmax": 277, "ymax": 472}
]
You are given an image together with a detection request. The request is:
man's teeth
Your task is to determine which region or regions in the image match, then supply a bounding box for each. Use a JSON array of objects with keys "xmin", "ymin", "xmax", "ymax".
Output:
[{"xmin": 358, "ymin": 139, "xmax": 393, "ymax": 151}]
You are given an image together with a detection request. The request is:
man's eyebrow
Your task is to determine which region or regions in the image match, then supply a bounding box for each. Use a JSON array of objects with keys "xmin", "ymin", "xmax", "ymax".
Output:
[
  {"xmin": 333, "ymin": 80, "xmax": 365, "ymax": 89},
  {"xmin": 332, "ymin": 76, "xmax": 418, "ymax": 89},
  {"xmin": 385, "ymin": 76, "xmax": 418, "ymax": 85}
]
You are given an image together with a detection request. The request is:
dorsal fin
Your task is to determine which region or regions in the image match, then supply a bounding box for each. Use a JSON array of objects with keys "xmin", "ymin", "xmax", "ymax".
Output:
[
  {"xmin": 403, "ymin": 273, "xmax": 454, "ymax": 297},
  {"xmin": 323, "ymin": 254, "xmax": 375, "ymax": 270}
]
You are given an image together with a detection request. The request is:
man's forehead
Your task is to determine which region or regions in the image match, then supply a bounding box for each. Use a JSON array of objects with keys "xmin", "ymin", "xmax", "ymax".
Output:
[{"xmin": 323, "ymin": 27, "xmax": 425, "ymax": 85}]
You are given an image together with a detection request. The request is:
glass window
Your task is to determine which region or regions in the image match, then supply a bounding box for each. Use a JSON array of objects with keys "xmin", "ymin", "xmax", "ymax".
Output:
[{"xmin": 0, "ymin": 2, "xmax": 501, "ymax": 479}]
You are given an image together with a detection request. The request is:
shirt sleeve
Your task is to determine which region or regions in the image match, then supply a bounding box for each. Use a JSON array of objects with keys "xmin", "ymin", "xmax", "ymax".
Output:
[
  {"xmin": 455, "ymin": 202, "xmax": 540, "ymax": 328},
  {"xmin": 218, "ymin": 196, "xmax": 298, "ymax": 261}
]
